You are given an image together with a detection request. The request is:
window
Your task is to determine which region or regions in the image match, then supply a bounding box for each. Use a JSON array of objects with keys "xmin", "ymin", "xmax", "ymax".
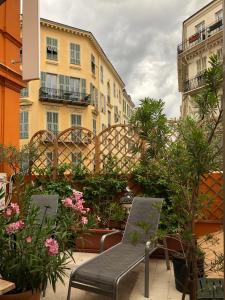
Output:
[
  {"xmin": 70, "ymin": 43, "xmax": 80, "ymax": 65},
  {"xmin": 107, "ymin": 81, "xmax": 111, "ymax": 104},
  {"xmin": 100, "ymin": 65, "xmax": 104, "ymax": 83},
  {"xmin": 81, "ymin": 79, "xmax": 86, "ymax": 95},
  {"xmin": 70, "ymin": 77, "xmax": 80, "ymax": 94},
  {"xmin": 195, "ymin": 21, "xmax": 205, "ymax": 33},
  {"xmin": 215, "ymin": 10, "xmax": 223, "ymax": 21},
  {"xmin": 46, "ymin": 37, "xmax": 58, "ymax": 60},
  {"xmin": 195, "ymin": 21, "xmax": 205, "ymax": 41},
  {"xmin": 100, "ymin": 93, "xmax": 106, "ymax": 113},
  {"xmin": 196, "ymin": 57, "xmax": 207, "ymax": 74},
  {"xmin": 46, "ymin": 73, "xmax": 57, "ymax": 89},
  {"xmin": 58, "ymin": 75, "xmax": 69, "ymax": 92},
  {"xmin": 123, "ymin": 99, "xmax": 126, "ymax": 114},
  {"xmin": 107, "ymin": 110, "xmax": 111, "ymax": 127},
  {"xmin": 20, "ymin": 87, "xmax": 29, "ymax": 98},
  {"xmin": 114, "ymin": 106, "xmax": 119, "ymax": 123},
  {"xmin": 119, "ymin": 90, "xmax": 121, "ymax": 103},
  {"xmin": 113, "ymin": 82, "xmax": 116, "ymax": 97},
  {"xmin": 91, "ymin": 54, "xmax": 95, "ymax": 74},
  {"xmin": 46, "ymin": 152, "xmax": 53, "ymax": 167},
  {"xmin": 93, "ymin": 118, "xmax": 97, "ymax": 136},
  {"xmin": 90, "ymin": 83, "xmax": 98, "ymax": 109},
  {"xmin": 20, "ymin": 111, "xmax": 28, "ymax": 139},
  {"xmin": 71, "ymin": 114, "xmax": 82, "ymax": 126},
  {"xmin": 47, "ymin": 112, "xmax": 58, "ymax": 135},
  {"xmin": 71, "ymin": 114, "xmax": 82, "ymax": 142},
  {"xmin": 71, "ymin": 152, "xmax": 82, "ymax": 166},
  {"xmin": 102, "ymin": 124, "xmax": 107, "ymax": 131}
]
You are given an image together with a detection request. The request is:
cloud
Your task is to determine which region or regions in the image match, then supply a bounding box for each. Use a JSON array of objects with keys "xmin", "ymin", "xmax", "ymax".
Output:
[{"xmin": 40, "ymin": 0, "xmax": 210, "ymax": 118}]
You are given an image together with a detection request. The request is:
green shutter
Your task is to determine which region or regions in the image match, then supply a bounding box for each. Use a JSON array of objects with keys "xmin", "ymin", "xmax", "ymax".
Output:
[
  {"xmin": 76, "ymin": 44, "xmax": 80, "ymax": 64},
  {"xmin": 81, "ymin": 79, "xmax": 86, "ymax": 95},
  {"xmin": 59, "ymin": 74, "xmax": 64, "ymax": 90},
  {"xmin": 65, "ymin": 76, "xmax": 70, "ymax": 91},
  {"xmin": 41, "ymin": 72, "xmax": 46, "ymax": 87}
]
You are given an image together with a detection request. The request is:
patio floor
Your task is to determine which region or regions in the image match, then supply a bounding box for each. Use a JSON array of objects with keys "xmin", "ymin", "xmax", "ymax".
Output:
[{"xmin": 42, "ymin": 252, "xmax": 187, "ymax": 300}]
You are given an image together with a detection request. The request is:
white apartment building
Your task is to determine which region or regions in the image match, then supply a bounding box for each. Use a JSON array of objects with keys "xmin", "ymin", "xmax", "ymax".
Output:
[{"xmin": 178, "ymin": 0, "xmax": 223, "ymax": 118}]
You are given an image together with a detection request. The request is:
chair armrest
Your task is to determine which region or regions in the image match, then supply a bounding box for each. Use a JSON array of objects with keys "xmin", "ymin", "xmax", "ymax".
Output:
[{"xmin": 100, "ymin": 230, "xmax": 122, "ymax": 253}]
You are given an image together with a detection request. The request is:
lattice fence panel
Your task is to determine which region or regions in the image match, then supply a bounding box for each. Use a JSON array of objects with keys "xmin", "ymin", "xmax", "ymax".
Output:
[
  {"xmin": 96, "ymin": 125, "xmax": 143, "ymax": 173},
  {"xmin": 29, "ymin": 130, "xmax": 56, "ymax": 173},
  {"xmin": 199, "ymin": 172, "xmax": 223, "ymax": 221},
  {"xmin": 57, "ymin": 127, "xmax": 96, "ymax": 172}
]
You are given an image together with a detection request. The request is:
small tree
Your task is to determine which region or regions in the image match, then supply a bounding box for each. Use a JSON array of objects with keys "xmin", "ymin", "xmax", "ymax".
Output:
[
  {"xmin": 130, "ymin": 97, "xmax": 168, "ymax": 159},
  {"xmin": 162, "ymin": 54, "xmax": 223, "ymax": 299}
]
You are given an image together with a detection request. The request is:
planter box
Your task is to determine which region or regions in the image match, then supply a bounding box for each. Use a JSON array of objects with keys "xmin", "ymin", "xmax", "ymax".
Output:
[{"xmin": 75, "ymin": 228, "xmax": 123, "ymax": 253}]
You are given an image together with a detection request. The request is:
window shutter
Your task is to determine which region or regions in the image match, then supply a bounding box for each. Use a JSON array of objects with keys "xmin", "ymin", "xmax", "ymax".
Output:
[
  {"xmin": 65, "ymin": 76, "xmax": 70, "ymax": 91},
  {"xmin": 75, "ymin": 44, "xmax": 80, "ymax": 64},
  {"xmin": 59, "ymin": 75, "xmax": 64, "ymax": 90},
  {"xmin": 41, "ymin": 72, "xmax": 46, "ymax": 87},
  {"xmin": 81, "ymin": 79, "xmax": 86, "ymax": 95},
  {"xmin": 95, "ymin": 89, "xmax": 98, "ymax": 109}
]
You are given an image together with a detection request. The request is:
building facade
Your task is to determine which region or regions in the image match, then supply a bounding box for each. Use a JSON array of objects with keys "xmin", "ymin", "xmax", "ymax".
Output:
[
  {"xmin": 20, "ymin": 18, "xmax": 134, "ymax": 145},
  {"xmin": 177, "ymin": 0, "xmax": 222, "ymax": 118},
  {"xmin": 0, "ymin": 0, "xmax": 26, "ymax": 171}
]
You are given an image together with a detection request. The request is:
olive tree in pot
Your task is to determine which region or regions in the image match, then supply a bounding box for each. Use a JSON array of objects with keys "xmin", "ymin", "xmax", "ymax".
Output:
[{"xmin": 161, "ymin": 54, "xmax": 223, "ymax": 300}]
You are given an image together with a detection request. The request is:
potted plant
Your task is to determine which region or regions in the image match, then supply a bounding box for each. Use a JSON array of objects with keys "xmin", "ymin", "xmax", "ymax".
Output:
[
  {"xmin": 161, "ymin": 55, "xmax": 223, "ymax": 299},
  {"xmin": 0, "ymin": 186, "xmax": 90, "ymax": 299}
]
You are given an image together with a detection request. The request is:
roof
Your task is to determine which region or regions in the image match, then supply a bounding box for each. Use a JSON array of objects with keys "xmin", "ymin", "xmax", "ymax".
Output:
[
  {"xmin": 183, "ymin": 0, "xmax": 218, "ymax": 24},
  {"xmin": 40, "ymin": 18, "xmax": 125, "ymax": 87}
]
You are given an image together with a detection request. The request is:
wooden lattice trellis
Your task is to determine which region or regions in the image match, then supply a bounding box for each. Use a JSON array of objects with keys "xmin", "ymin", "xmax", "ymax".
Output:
[
  {"xmin": 29, "ymin": 125, "xmax": 143, "ymax": 176},
  {"xmin": 95, "ymin": 125, "xmax": 143, "ymax": 173},
  {"xmin": 199, "ymin": 172, "xmax": 223, "ymax": 222},
  {"xmin": 29, "ymin": 130, "xmax": 56, "ymax": 173}
]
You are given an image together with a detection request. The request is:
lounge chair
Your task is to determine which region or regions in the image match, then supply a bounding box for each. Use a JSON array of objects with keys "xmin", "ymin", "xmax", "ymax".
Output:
[
  {"xmin": 67, "ymin": 196, "xmax": 170, "ymax": 300},
  {"xmin": 31, "ymin": 194, "xmax": 58, "ymax": 224}
]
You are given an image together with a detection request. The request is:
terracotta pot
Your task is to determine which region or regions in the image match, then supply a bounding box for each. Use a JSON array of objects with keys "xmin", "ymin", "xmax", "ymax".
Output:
[
  {"xmin": 76, "ymin": 228, "xmax": 123, "ymax": 253},
  {"xmin": 0, "ymin": 290, "xmax": 40, "ymax": 300}
]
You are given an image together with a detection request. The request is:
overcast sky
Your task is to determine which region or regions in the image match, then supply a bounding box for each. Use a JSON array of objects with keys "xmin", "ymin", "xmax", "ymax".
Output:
[{"xmin": 40, "ymin": 0, "xmax": 210, "ymax": 118}]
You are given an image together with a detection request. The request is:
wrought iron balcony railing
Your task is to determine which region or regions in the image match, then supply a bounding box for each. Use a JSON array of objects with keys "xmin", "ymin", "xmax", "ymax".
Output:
[
  {"xmin": 39, "ymin": 87, "xmax": 90, "ymax": 106},
  {"xmin": 178, "ymin": 19, "xmax": 223, "ymax": 54},
  {"xmin": 184, "ymin": 72, "xmax": 206, "ymax": 93}
]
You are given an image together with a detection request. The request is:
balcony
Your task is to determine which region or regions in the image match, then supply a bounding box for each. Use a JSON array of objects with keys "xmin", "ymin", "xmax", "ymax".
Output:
[
  {"xmin": 39, "ymin": 87, "xmax": 90, "ymax": 106},
  {"xmin": 184, "ymin": 72, "xmax": 206, "ymax": 93},
  {"xmin": 177, "ymin": 19, "xmax": 223, "ymax": 54}
]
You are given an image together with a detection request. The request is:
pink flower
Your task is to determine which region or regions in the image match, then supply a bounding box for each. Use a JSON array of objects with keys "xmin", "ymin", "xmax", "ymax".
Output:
[
  {"xmin": 6, "ymin": 220, "xmax": 24, "ymax": 234},
  {"xmin": 86, "ymin": 208, "xmax": 90, "ymax": 212},
  {"xmin": 44, "ymin": 238, "xmax": 59, "ymax": 256},
  {"xmin": 81, "ymin": 216, "xmax": 88, "ymax": 225},
  {"xmin": 5, "ymin": 208, "xmax": 12, "ymax": 217},
  {"xmin": 26, "ymin": 236, "xmax": 32, "ymax": 243},
  {"xmin": 10, "ymin": 203, "xmax": 20, "ymax": 214},
  {"xmin": 73, "ymin": 190, "xmax": 84, "ymax": 202},
  {"xmin": 62, "ymin": 197, "xmax": 73, "ymax": 208}
]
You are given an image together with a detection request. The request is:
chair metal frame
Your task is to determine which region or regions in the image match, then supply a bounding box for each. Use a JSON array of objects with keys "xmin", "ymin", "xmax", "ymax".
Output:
[{"xmin": 67, "ymin": 197, "xmax": 170, "ymax": 300}]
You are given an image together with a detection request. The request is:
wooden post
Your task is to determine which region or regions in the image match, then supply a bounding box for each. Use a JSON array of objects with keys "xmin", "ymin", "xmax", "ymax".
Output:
[
  {"xmin": 94, "ymin": 134, "xmax": 100, "ymax": 174},
  {"xmin": 52, "ymin": 137, "xmax": 58, "ymax": 180}
]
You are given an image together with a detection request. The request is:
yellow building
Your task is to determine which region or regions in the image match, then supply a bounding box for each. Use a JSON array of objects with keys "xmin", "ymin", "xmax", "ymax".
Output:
[
  {"xmin": 177, "ymin": 0, "xmax": 222, "ymax": 118},
  {"xmin": 20, "ymin": 18, "xmax": 135, "ymax": 145}
]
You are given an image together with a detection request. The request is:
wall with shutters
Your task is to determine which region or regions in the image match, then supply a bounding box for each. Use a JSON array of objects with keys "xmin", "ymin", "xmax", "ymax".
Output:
[{"xmin": 20, "ymin": 19, "xmax": 135, "ymax": 146}]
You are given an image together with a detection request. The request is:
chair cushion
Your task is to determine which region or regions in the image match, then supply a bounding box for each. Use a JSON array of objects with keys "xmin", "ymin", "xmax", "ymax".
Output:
[{"xmin": 71, "ymin": 243, "xmax": 149, "ymax": 290}]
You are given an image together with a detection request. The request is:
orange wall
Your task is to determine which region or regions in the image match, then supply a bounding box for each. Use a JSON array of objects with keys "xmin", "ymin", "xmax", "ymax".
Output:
[{"xmin": 0, "ymin": 0, "xmax": 25, "ymax": 172}]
